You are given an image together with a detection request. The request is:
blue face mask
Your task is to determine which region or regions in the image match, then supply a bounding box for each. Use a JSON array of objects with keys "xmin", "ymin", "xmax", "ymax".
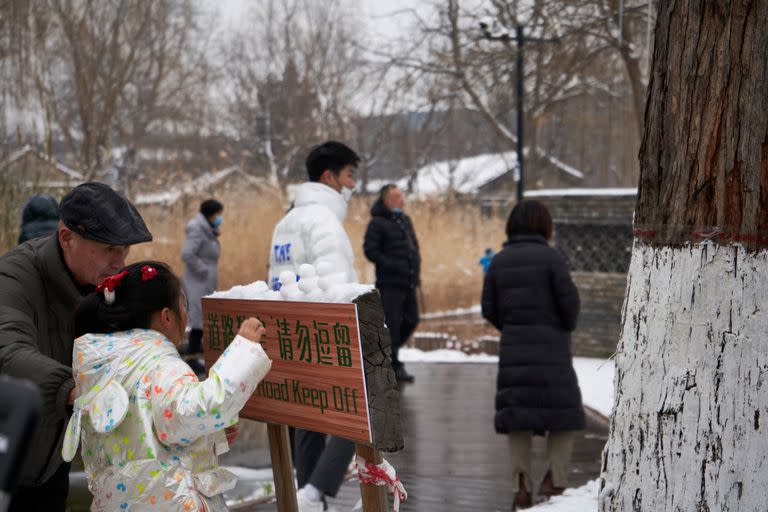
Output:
[
  {"xmin": 212, "ymin": 215, "xmax": 223, "ymax": 228},
  {"xmin": 392, "ymin": 207, "xmax": 403, "ymax": 214}
]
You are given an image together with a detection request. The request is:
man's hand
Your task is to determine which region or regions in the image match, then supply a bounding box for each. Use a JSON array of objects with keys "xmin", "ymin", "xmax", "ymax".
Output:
[
  {"xmin": 225, "ymin": 423, "xmax": 240, "ymax": 446},
  {"xmin": 68, "ymin": 387, "xmax": 77, "ymax": 405},
  {"xmin": 238, "ymin": 318, "xmax": 265, "ymax": 343}
]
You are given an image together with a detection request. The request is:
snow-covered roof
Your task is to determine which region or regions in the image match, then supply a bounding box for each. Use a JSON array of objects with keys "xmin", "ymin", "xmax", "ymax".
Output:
[
  {"xmin": 535, "ymin": 149, "xmax": 585, "ymax": 180},
  {"xmin": 524, "ymin": 187, "xmax": 637, "ymax": 198},
  {"xmin": 364, "ymin": 151, "xmax": 519, "ymax": 198},
  {"xmin": 0, "ymin": 145, "xmax": 83, "ymax": 179},
  {"xmin": 135, "ymin": 166, "xmax": 264, "ymax": 206},
  {"xmin": 366, "ymin": 148, "xmax": 585, "ymax": 198},
  {"xmin": 411, "ymin": 151, "xmax": 521, "ymax": 197}
]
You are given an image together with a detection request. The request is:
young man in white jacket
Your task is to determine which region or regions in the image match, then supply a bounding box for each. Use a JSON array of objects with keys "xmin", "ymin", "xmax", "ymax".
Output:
[
  {"xmin": 268, "ymin": 141, "xmax": 360, "ymax": 512},
  {"xmin": 268, "ymin": 141, "xmax": 359, "ymax": 291}
]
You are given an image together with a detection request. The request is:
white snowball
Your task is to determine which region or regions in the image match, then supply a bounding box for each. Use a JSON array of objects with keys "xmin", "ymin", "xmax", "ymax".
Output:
[
  {"xmin": 318, "ymin": 271, "xmax": 346, "ymax": 291},
  {"xmin": 298, "ymin": 276, "xmax": 319, "ymax": 293},
  {"xmin": 315, "ymin": 261, "xmax": 334, "ymax": 276},
  {"xmin": 278, "ymin": 270, "xmax": 297, "ymax": 286},
  {"xmin": 298, "ymin": 264, "xmax": 316, "ymax": 278},
  {"xmin": 279, "ymin": 283, "xmax": 303, "ymax": 300}
]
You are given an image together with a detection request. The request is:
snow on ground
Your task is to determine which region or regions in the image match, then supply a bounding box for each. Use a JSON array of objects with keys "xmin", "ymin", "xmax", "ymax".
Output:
[
  {"xmin": 222, "ymin": 466, "xmax": 275, "ymax": 506},
  {"xmin": 399, "ymin": 348, "xmax": 615, "ymax": 418},
  {"xmin": 528, "ymin": 479, "xmax": 599, "ymax": 511},
  {"xmin": 421, "ymin": 304, "xmax": 482, "ymax": 319},
  {"xmin": 524, "ymin": 187, "xmax": 637, "ymax": 197},
  {"xmin": 400, "ymin": 347, "xmax": 499, "ymax": 363},
  {"xmin": 571, "ymin": 357, "xmax": 616, "ymax": 418}
]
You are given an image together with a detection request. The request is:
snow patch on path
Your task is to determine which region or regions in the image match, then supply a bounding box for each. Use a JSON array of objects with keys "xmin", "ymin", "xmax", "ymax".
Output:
[
  {"xmin": 421, "ymin": 304, "xmax": 482, "ymax": 319},
  {"xmin": 528, "ymin": 479, "xmax": 599, "ymax": 511},
  {"xmin": 399, "ymin": 348, "xmax": 615, "ymax": 417}
]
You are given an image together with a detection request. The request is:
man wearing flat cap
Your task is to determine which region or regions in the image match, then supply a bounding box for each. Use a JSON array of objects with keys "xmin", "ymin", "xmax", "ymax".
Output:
[{"xmin": 0, "ymin": 182, "xmax": 152, "ymax": 511}]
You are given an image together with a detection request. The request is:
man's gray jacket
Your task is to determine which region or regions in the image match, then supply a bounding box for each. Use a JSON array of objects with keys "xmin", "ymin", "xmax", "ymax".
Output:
[{"xmin": 0, "ymin": 235, "xmax": 85, "ymax": 485}]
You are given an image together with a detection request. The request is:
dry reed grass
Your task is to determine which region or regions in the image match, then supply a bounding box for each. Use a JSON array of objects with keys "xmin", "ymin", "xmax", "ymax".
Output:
[
  {"xmin": 130, "ymin": 189, "xmax": 286, "ymax": 290},
  {"xmin": 128, "ymin": 192, "xmax": 509, "ymax": 313},
  {"xmin": 346, "ymin": 197, "xmax": 506, "ymax": 312}
]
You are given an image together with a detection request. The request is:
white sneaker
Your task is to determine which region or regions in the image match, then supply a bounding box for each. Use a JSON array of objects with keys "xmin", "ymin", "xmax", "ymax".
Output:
[{"xmin": 296, "ymin": 488, "xmax": 324, "ymax": 512}]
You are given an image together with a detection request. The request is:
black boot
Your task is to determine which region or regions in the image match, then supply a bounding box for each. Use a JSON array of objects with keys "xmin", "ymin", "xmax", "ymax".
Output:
[{"xmin": 394, "ymin": 365, "xmax": 415, "ymax": 383}]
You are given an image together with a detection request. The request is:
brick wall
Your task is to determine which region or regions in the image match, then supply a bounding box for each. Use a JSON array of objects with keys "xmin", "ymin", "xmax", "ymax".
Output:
[
  {"xmin": 534, "ymin": 193, "xmax": 636, "ymax": 222},
  {"xmin": 538, "ymin": 192, "xmax": 635, "ymax": 356},
  {"xmin": 571, "ymin": 271, "xmax": 628, "ymax": 357}
]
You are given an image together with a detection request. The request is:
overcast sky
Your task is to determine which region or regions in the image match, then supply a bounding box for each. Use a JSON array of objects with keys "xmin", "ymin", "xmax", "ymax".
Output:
[{"xmin": 206, "ymin": 0, "xmax": 435, "ymax": 45}]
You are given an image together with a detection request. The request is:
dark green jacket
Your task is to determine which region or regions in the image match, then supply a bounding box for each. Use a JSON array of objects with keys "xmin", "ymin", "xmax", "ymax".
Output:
[{"xmin": 0, "ymin": 235, "xmax": 86, "ymax": 485}]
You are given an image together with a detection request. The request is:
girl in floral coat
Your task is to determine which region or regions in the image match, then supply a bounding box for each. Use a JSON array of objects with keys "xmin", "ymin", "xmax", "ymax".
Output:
[{"xmin": 63, "ymin": 261, "xmax": 272, "ymax": 511}]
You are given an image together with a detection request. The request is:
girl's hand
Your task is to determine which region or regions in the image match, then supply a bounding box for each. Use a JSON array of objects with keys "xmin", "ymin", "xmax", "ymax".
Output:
[
  {"xmin": 238, "ymin": 317, "xmax": 265, "ymax": 343},
  {"xmin": 225, "ymin": 422, "xmax": 240, "ymax": 446}
]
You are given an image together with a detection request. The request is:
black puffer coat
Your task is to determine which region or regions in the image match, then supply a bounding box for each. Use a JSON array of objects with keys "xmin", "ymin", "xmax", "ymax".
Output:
[
  {"xmin": 18, "ymin": 194, "xmax": 59, "ymax": 244},
  {"xmin": 363, "ymin": 199, "xmax": 420, "ymax": 289},
  {"xmin": 481, "ymin": 235, "xmax": 584, "ymax": 433}
]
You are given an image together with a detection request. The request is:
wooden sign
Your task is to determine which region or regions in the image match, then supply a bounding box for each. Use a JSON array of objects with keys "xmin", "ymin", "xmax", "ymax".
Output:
[{"xmin": 201, "ymin": 298, "xmax": 372, "ymax": 445}]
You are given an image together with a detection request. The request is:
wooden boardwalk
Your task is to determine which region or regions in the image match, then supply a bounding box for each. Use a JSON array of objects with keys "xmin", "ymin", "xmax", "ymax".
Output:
[{"xmin": 257, "ymin": 361, "xmax": 609, "ymax": 512}]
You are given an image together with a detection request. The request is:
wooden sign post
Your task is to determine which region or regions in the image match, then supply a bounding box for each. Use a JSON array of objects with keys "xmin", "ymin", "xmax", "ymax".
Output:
[{"xmin": 202, "ymin": 291, "xmax": 403, "ymax": 511}]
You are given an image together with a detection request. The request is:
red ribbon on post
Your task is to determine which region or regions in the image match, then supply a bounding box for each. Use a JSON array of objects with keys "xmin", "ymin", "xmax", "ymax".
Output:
[{"xmin": 355, "ymin": 454, "xmax": 407, "ymax": 512}]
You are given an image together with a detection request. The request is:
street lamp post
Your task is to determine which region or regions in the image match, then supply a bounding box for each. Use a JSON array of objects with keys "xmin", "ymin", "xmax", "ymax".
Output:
[
  {"xmin": 480, "ymin": 18, "xmax": 559, "ymax": 203},
  {"xmin": 514, "ymin": 24, "xmax": 524, "ymax": 203}
]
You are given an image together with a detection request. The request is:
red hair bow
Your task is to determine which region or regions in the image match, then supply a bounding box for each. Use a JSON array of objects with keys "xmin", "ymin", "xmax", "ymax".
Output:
[
  {"xmin": 96, "ymin": 271, "xmax": 129, "ymax": 293},
  {"xmin": 96, "ymin": 270, "xmax": 129, "ymax": 305},
  {"xmin": 141, "ymin": 265, "xmax": 158, "ymax": 282}
]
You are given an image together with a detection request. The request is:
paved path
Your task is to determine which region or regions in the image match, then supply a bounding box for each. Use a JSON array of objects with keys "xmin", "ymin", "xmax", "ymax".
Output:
[{"xmin": 258, "ymin": 361, "xmax": 608, "ymax": 512}]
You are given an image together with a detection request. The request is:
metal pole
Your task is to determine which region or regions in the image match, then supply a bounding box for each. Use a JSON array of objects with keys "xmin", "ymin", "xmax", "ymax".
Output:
[
  {"xmin": 515, "ymin": 24, "xmax": 525, "ymax": 203},
  {"xmin": 646, "ymin": 0, "xmax": 652, "ymax": 69},
  {"xmin": 618, "ymin": 0, "xmax": 624, "ymax": 46}
]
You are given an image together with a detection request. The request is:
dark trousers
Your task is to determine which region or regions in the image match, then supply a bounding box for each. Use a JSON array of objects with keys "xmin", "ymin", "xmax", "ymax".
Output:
[
  {"xmin": 186, "ymin": 328, "xmax": 205, "ymax": 374},
  {"xmin": 188, "ymin": 328, "xmax": 203, "ymax": 354},
  {"xmin": 379, "ymin": 286, "xmax": 420, "ymax": 370},
  {"xmin": 294, "ymin": 429, "xmax": 356, "ymax": 497},
  {"xmin": 9, "ymin": 462, "xmax": 70, "ymax": 512}
]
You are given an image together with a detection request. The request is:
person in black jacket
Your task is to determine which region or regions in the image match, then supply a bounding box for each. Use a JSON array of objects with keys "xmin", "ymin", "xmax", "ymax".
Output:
[
  {"xmin": 363, "ymin": 184, "xmax": 421, "ymax": 382},
  {"xmin": 18, "ymin": 194, "xmax": 60, "ymax": 244},
  {"xmin": 481, "ymin": 200, "xmax": 584, "ymax": 509}
]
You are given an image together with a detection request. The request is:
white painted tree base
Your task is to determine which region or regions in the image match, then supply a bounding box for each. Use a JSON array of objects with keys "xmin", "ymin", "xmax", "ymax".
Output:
[{"xmin": 600, "ymin": 242, "xmax": 768, "ymax": 511}]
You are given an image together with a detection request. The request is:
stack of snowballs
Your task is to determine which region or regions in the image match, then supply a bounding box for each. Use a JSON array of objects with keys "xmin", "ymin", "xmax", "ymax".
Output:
[{"xmin": 209, "ymin": 263, "xmax": 374, "ymax": 304}]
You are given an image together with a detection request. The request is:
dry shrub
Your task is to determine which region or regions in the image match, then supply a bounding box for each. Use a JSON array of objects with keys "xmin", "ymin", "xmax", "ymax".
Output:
[
  {"xmin": 0, "ymin": 180, "xmax": 26, "ymax": 252},
  {"xmin": 131, "ymin": 191, "xmax": 507, "ymax": 313}
]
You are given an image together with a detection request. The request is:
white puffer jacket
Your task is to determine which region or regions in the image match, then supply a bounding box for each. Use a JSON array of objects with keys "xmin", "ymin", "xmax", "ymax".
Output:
[{"xmin": 268, "ymin": 182, "xmax": 358, "ymax": 289}]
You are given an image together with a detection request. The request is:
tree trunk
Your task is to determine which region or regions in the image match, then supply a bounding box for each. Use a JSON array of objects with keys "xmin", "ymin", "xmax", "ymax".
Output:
[{"xmin": 600, "ymin": 2, "xmax": 768, "ymax": 511}]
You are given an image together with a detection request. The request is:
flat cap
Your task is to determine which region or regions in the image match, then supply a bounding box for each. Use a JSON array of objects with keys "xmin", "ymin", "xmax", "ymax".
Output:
[{"xmin": 60, "ymin": 182, "xmax": 152, "ymax": 245}]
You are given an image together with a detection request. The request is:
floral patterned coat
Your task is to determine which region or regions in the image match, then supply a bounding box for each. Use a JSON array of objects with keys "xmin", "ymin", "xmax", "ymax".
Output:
[{"xmin": 63, "ymin": 329, "xmax": 272, "ymax": 511}]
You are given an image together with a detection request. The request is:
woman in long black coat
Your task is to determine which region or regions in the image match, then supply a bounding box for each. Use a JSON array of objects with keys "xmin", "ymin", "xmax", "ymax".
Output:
[{"xmin": 481, "ymin": 200, "xmax": 584, "ymax": 509}]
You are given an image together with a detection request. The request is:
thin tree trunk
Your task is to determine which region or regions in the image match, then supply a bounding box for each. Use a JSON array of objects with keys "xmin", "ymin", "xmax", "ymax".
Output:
[{"xmin": 600, "ymin": 2, "xmax": 768, "ymax": 510}]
